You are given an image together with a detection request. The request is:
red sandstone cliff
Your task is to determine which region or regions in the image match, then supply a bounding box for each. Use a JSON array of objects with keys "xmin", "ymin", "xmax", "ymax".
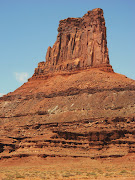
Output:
[
  {"xmin": 0, "ymin": 8, "xmax": 135, "ymax": 179},
  {"xmin": 32, "ymin": 8, "xmax": 113, "ymax": 80}
]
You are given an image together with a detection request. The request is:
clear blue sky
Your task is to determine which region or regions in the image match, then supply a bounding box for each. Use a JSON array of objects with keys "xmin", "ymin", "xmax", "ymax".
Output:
[{"xmin": 0, "ymin": 0, "xmax": 135, "ymax": 96}]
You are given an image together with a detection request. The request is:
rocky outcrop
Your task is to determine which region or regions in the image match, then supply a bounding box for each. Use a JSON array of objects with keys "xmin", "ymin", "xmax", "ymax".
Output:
[
  {"xmin": 0, "ymin": 117, "xmax": 135, "ymax": 160},
  {"xmin": 32, "ymin": 8, "xmax": 113, "ymax": 80},
  {"xmin": 0, "ymin": 9, "xmax": 135, "ymax": 175},
  {"xmin": 0, "ymin": 68, "xmax": 135, "ymax": 161}
]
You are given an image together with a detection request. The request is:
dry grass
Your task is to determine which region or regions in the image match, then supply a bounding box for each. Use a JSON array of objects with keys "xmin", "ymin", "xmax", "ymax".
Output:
[{"xmin": 0, "ymin": 156, "xmax": 135, "ymax": 180}]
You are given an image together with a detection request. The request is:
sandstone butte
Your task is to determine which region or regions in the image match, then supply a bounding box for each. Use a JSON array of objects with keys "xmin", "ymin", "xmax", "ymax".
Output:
[{"xmin": 0, "ymin": 8, "xmax": 135, "ymax": 180}]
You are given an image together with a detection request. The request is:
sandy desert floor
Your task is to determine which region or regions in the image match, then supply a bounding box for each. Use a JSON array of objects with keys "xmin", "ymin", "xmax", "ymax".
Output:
[{"xmin": 0, "ymin": 153, "xmax": 135, "ymax": 180}]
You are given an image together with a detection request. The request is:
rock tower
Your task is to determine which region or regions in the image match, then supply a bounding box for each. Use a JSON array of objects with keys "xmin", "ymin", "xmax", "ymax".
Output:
[
  {"xmin": 0, "ymin": 8, "xmax": 135, "ymax": 174},
  {"xmin": 32, "ymin": 8, "xmax": 113, "ymax": 79}
]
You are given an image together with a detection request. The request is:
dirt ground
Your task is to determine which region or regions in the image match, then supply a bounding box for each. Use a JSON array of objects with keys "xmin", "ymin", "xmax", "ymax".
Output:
[{"xmin": 0, "ymin": 153, "xmax": 135, "ymax": 180}]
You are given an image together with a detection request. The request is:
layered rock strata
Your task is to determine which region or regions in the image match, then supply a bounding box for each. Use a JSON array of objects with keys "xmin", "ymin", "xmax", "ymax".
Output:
[
  {"xmin": 0, "ymin": 8, "xmax": 135, "ymax": 166},
  {"xmin": 0, "ymin": 70, "xmax": 135, "ymax": 160},
  {"xmin": 32, "ymin": 8, "xmax": 113, "ymax": 80}
]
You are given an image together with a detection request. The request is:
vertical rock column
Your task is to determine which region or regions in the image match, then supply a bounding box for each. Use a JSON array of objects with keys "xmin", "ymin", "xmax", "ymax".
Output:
[{"xmin": 33, "ymin": 8, "xmax": 113, "ymax": 77}]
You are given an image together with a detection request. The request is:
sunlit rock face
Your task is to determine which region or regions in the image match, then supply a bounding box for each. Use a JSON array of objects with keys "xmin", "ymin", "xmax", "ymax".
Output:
[
  {"xmin": 0, "ymin": 8, "xmax": 135, "ymax": 165},
  {"xmin": 33, "ymin": 8, "xmax": 113, "ymax": 79}
]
